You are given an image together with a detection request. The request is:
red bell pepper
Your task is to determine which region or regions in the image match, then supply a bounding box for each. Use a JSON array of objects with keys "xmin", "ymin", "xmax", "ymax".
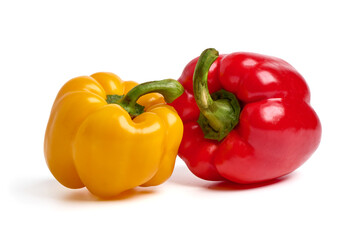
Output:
[{"xmin": 170, "ymin": 48, "xmax": 321, "ymax": 183}]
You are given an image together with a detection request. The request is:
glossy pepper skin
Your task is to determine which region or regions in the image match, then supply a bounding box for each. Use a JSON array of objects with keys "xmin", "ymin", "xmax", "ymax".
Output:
[
  {"xmin": 44, "ymin": 72, "xmax": 184, "ymax": 197},
  {"xmin": 170, "ymin": 48, "xmax": 321, "ymax": 183}
]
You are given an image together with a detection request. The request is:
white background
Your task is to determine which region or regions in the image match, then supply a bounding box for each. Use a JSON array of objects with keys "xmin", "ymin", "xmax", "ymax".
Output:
[{"xmin": 1, "ymin": 0, "xmax": 359, "ymax": 239}]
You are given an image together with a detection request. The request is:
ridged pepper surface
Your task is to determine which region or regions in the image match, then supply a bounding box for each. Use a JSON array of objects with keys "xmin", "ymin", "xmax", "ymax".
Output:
[
  {"xmin": 171, "ymin": 48, "xmax": 321, "ymax": 183},
  {"xmin": 45, "ymin": 72, "xmax": 184, "ymax": 197}
]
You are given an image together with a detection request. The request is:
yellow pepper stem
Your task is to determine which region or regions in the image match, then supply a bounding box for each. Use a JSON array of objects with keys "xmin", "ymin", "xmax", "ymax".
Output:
[{"xmin": 107, "ymin": 79, "xmax": 184, "ymax": 118}]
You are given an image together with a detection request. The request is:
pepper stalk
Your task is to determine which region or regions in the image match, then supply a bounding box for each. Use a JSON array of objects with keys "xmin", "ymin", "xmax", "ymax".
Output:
[
  {"xmin": 193, "ymin": 48, "xmax": 241, "ymax": 141},
  {"xmin": 107, "ymin": 79, "xmax": 184, "ymax": 118}
]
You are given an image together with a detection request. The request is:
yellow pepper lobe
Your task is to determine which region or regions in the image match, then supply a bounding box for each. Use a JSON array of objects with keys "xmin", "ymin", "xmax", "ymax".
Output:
[
  {"xmin": 73, "ymin": 104, "xmax": 166, "ymax": 197},
  {"xmin": 44, "ymin": 92, "xmax": 106, "ymax": 188},
  {"xmin": 90, "ymin": 72, "xmax": 125, "ymax": 95},
  {"xmin": 54, "ymin": 76, "xmax": 106, "ymax": 104},
  {"xmin": 141, "ymin": 104, "xmax": 183, "ymax": 186}
]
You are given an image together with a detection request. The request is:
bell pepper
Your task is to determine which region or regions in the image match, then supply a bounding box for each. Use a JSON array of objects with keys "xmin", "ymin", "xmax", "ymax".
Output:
[
  {"xmin": 170, "ymin": 48, "xmax": 321, "ymax": 183},
  {"xmin": 44, "ymin": 72, "xmax": 184, "ymax": 197}
]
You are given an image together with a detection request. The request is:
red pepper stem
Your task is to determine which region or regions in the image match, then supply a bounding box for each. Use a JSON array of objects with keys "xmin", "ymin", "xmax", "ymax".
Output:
[
  {"xmin": 193, "ymin": 48, "xmax": 241, "ymax": 141},
  {"xmin": 193, "ymin": 49, "xmax": 222, "ymax": 131}
]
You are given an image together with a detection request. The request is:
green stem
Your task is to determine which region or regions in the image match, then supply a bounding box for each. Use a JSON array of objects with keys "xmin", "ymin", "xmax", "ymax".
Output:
[
  {"xmin": 193, "ymin": 48, "xmax": 222, "ymax": 131},
  {"xmin": 194, "ymin": 48, "xmax": 241, "ymax": 141},
  {"xmin": 107, "ymin": 79, "xmax": 183, "ymax": 118}
]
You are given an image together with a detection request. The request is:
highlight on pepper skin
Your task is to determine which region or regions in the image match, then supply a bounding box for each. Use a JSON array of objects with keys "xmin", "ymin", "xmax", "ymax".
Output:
[
  {"xmin": 44, "ymin": 72, "xmax": 184, "ymax": 198},
  {"xmin": 170, "ymin": 48, "xmax": 321, "ymax": 184}
]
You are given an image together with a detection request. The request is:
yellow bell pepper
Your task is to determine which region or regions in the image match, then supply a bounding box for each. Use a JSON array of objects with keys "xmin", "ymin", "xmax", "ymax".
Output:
[{"xmin": 44, "ymin": 72, "xmax": 184, "ymax": 198}]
